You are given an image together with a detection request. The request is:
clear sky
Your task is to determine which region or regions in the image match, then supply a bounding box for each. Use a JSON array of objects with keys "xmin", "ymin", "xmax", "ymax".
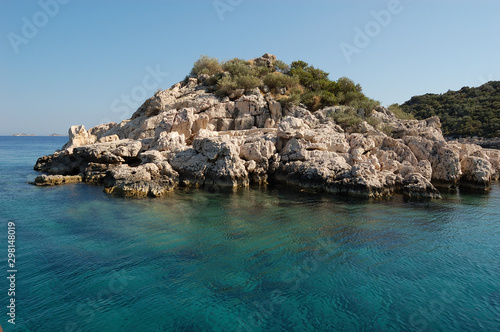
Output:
[{"xmin": 1, "ymin": 0, "xmax": 499, "ymax": 135}]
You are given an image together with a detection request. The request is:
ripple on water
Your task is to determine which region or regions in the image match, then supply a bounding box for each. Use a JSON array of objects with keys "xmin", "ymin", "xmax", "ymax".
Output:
[{"xmin": 2, "ymin": 136, "xmax": 500, "ymax": 331}]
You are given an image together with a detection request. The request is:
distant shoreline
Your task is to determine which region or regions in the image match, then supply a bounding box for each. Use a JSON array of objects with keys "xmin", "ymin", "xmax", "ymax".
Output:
[{"xmin": 446, "ymin": 136, "xmax": 500, "ymax": 150}]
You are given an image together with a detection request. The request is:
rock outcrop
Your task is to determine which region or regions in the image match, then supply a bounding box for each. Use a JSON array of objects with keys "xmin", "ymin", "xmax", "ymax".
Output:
[
  {"xmin": 32, "ymin": 174, "xmax": 82, "ymax": 186},
  {"xmin": 33, "ymin": 55, "xmax": 500, "ymax": 198}
]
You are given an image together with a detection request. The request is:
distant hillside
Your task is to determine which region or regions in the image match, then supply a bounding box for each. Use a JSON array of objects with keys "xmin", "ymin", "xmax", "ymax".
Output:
[{"xmin": 400, "ymin": 81, "xmax": 500, "ymax": 138}]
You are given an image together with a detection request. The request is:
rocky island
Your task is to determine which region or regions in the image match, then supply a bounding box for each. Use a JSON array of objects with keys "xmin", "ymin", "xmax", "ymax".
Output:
[{"xmin": 33, "ymin": 54, "xmax": 500, "ymax": 198}]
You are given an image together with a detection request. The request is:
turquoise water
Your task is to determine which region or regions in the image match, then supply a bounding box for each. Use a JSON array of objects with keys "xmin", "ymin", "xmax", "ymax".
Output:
[{"xmin": 0, "ymin": 136, "xmax": 499, "ymax": 331}]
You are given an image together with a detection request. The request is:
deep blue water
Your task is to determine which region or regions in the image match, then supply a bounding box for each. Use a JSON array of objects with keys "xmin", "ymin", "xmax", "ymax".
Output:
[{"xmin": 0, "ymin": 136, "xmax": 499, "ymax": 331}]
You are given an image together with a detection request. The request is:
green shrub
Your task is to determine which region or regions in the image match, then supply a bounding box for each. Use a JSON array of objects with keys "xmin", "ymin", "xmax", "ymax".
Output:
[
  {"xmin": 401, "ymin": 81, "xmax": 500, "ymax": 137},
  {"xmin": 300, "ymin": 90, "xmax": 337, "ymax": 111},
  {"xmin": 380, "ymin": 123, "xmax": 394, "ymax": 136},
  {"xmin": 330, "ymin": 109, "xmax": 363, "ymax": 129},
  {"xmin": 280, "ymin": 93, "xmax": 301, "ymax": 109},
  {"xmin": 274, "ymin": 60, "xmax": 290, "ymax": 73},
  {"xmin": 290, "ymin": 61, "xmax": 329, "ymax": 90},
  {"xmin": 342, "ymin": 91, "xmax": 363, "ymax": 105},
  {"xmin": 204, "ymin": 72, "xmax": 224, "ymax": 86},
  {"xmin": 309, "ymin": 79, "xmax": 338, "ymax": 93},
  {"xmin": 216, "ymin": 76, "xmax": 238, "ymax": 97},
  {"xmin": 262, "ymin": 73, "xmax": 300, "ymax": 92},
  {"xmin": 336, "ymin": 77, "xmax": 361, "ymax": 94},
  {"xmin": 366, "ymin": 116, "xmax": 381, "ymax": 128},
  {"xmin": 216, "ymin": 74, "xmax": 261, "ymax": 97},
  {"xmin": 335, "ymin": 92, "xmax": 346, "ymax": 105},
  {"xmin": 319, "ymin": 91, "xmax": 337, "ymax": 108},
  {"xmin": 348, "ymin": 97, "xmax": 380, "ymax": 115},
  {"xmin": 235, "ymin": 75, "xmax": 261, "ymax": 91},
  {"xmin": 252, "ymin": 65, "xmax": 272, "ymax": 78},
  {"xmin": 190, "ymin": 55, "xmax": 222, "ymax": 77},
  {"xmin": 300, "ymin": 92, "xmax": 322, "ymax": 111},
  {"xmin": 189, "ymin": 54, "xmax": 380, "ymax": 116},
  {"xmin": 388, "ymin": 103, "xmax": 415, "ymax": 120},
  {"xmin": 222, "ymin": 58, "xmax": 252, "ymax": 77}
]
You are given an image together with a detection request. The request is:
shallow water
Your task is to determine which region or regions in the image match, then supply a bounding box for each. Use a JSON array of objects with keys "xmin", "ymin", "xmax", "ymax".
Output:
[{"xmin": 0, "ymin": 136, "xmax": 498, "ymax": 331}]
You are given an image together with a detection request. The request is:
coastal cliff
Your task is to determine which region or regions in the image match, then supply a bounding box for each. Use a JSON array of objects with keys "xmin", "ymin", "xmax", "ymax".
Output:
[{"xmin": 33, "ymin": 55, "xmax": 500, "ymax": 198}]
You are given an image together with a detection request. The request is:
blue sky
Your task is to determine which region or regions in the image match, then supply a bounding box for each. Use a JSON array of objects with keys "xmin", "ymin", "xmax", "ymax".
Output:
[{"xmin": 1, "ymin": 0, "xmax": 499, "ymax": 135}]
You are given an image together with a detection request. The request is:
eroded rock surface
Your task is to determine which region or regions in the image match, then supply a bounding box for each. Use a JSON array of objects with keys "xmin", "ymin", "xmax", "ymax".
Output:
[{"xmin": 33, "ymin": 56, "xmax": 499, "ymax": 198}]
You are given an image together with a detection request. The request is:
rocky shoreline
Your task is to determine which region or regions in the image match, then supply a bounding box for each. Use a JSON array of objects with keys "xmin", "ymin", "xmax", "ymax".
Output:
[
  {"xmin": 447, "ymin": 137, "xmax": 500, "ymax": 150},
  {"xmin": 32, "ymin": 58, "xmax": 500, "ymax": 199}
]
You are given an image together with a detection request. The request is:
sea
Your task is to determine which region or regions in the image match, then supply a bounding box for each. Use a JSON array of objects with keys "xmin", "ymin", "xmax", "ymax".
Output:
[{"xmin": 0, "ymin": 136, "xmax": 498, "ymax": 331}]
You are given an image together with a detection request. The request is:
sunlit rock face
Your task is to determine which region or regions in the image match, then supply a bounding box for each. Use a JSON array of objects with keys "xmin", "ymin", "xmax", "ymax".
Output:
[{"xmin": 33, "ymin": 55, "xmax": 499, "ymax": 198}]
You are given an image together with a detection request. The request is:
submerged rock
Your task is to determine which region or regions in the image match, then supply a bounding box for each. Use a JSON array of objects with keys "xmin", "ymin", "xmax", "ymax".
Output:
[
  {"xmin": 32, "ymin": 174, "xmax": 82, "ymax": 186},
  {"xmin": 33, "ymin": 54, "xmax": 500, "ymax": 198}
]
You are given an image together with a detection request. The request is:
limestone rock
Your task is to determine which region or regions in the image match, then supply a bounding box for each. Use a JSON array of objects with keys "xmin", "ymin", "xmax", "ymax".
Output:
[
  {"xmin": 404, "ymin": 136, "xmax": 461, "ymax": 182},
  {"xmin": 277, "ymin": 116, "xmax": 309, "ymax": 139},
  {"xmin": 32, "ymin": 65, "xmax": 500, "ymax": 199},
  {"xmin": 73, "ymin": 139, "xmax": 142, "ymax": 165},
  {"xmin": 389, "ymin": 116, "xmax": 445, "ymax": 141},
  {"xmin": 32, "ymin": 174, "xmax": 82, "ymax": 186},
  {"xmin": 402, "ymin": 173, "xmax": 441, "ymax": 199},
  {"xmin": 34, "ymin": 150, "xmax": 83, "ymax": 175},
  {"xmin": 153, "ymin": 131, "xmax": 187, "ymax": 153},
  {"xmin": 172, "ymin": 108, "xmax": 197, "ymax": 139},
  {"xmin": 253, "ymin": 53, "xmax": 276, "ymax": 68},
  {"xmin": 460, "ymin": 156, "xmax": 493, "ymax": 185},
  {"xmin": 381, "ymin": 137, "xmax": 418, "ymax": 165},
  {"xmin": 131, "ymin": 89, "xmax": 179, "ymax": 119},
  {"xmin": 98, "ymin": 134, "xmax": 119, "ymax": 143},
  {"xmin": 340, "ymin": 162, "xmax": 392, "ymax": 198},
  {"xmin": 82, "ymin": 163, "xmax": 112, "ymax": 183},
  {"xmin": 63, "ymin": 125, "xmax": 95, "ymax": 150},
  {"xmin": 240, "ymin": 136, "xmax": 277, "ymax": 162},
  {"xmin": 280, "ymin": 138, "xmax": 308, "ymax": 162},
  {"xmin": 268, "ymin": 100, "xmax": 282, "ymax": 123},
  {"xmin": 103, "ymin": 163, "xmax": 179, "ymax": 197},
  {"xmin": 169, "ymin": 149, "xmax": 209, "ymax": 186},
  {"xmin": 483, "ymin": 149, "xmax": 500, "ymax": 181},
  {"xmin": 193, "ymin": 136, "xmax": 240, "ymax": 161},
  {"xmin": 304, "ymin": 123, "xmax": 349, "ymax": 153},
  {"xmin": 89, "ymin": 123, "xmax": 117, "ymax": 141},
  {"xmin": 277, "ymin": 151, "xmax": 351, "ymax": 191}
]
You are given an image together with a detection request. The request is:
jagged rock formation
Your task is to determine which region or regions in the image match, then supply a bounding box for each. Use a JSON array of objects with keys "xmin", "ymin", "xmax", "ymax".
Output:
[{"xmin": 33, "ymin": 56, "xmax": 500, "ymax": 198}]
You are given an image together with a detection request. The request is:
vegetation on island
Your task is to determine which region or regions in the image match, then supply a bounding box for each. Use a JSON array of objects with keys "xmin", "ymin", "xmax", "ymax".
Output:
[
  {"xmin": 189, "ymin": 55, "xmax": 380, "ymax": 114},
  {"xmin": 189, "ymin": 56, "xmax": 500, "ymax": 138},
  {"xmin": 400, "ymin": 81, "xmax": 500, "ymax": 138}
]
